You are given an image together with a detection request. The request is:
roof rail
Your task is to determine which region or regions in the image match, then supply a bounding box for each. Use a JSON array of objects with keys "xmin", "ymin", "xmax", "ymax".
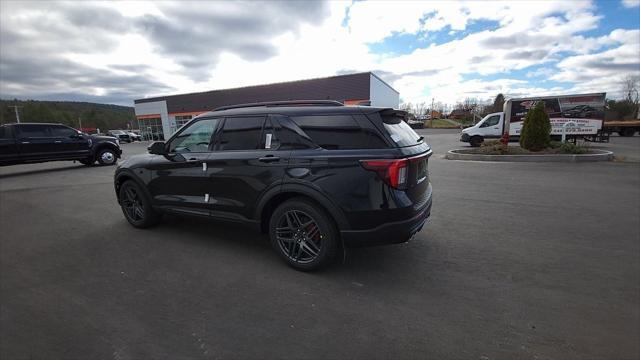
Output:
[{"xmin": 213, "ymin": 100, "xmax": 344, "ymax": 112}]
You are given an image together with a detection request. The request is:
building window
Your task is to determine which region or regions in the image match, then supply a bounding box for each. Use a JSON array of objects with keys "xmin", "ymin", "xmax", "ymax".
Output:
[
  {"xmin": 174, "ymin": 115, "xmax": 193, "ymax": 132},
  {"xmin": 137, "ymin": 117, "xmax": 164, "ymax": 141}
]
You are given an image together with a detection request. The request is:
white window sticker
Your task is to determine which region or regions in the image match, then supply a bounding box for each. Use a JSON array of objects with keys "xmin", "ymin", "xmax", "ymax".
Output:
[{"xmin": 265, "ymin": 133, "xmax": 272, "ymax": 149}]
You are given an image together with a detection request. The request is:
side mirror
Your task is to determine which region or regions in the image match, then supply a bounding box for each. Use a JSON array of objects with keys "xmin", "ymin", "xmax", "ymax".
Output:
[{"xmin": 148, "ymin": 141, "xmax": 166, "ymax": 155}]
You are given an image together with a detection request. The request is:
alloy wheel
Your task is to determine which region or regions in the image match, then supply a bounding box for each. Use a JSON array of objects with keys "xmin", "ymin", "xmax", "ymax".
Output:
[
  {"xmin": 121, "ymin": 186, "xmax": 145, "ymax": 222},
  {"xmin": 275, "ymin": 210, "xmax": 323, "ymax": 264}
]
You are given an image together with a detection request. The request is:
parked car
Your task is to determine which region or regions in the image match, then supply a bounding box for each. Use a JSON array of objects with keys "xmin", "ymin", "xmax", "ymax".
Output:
[
  {"xmin": 0, "ymin": 123, "xmax": 122, "ymax": 166},
  {"xmin": 127, "ymin": 131, "xmax": 142, "ymax": 141},
  {"xmin": 107, "ymin": 130, "xmax": 132, "ymax": 143},
  {"xmin": 114, "ymin": 100, "xmax": 433, "ymax": 271},
  {"xmin": 562, "ymin": 105, "xmax": 598, "ymax": 118},
  {"xmin": 407, "ymin": 119, "xmax": 425, "ymax": 129}
]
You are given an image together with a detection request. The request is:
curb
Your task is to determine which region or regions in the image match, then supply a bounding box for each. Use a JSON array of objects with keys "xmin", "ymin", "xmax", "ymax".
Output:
[{"xmin": 445, "ymin": 149, "xmax": 614, "ymax": 162}]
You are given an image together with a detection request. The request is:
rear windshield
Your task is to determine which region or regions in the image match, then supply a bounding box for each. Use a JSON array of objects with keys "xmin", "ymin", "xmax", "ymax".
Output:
[{"xmin": 379, "ymin": 112, "xmax": 423, "ymax": 147}]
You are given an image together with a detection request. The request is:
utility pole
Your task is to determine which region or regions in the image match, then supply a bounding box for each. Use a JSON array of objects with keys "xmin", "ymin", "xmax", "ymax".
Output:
[
  {"xmin": 8, "ymin": 105, "xmax": 22, "ymax": 123},
  {"xmin": 78, "ymin": 116, "xmax": 83, "ymax": 132},
  {"xmin": 430, "ymin": 98, "xmax": 435, "ymax": 128}
]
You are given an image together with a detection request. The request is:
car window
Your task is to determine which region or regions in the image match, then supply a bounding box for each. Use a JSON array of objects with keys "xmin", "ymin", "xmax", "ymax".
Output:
[
  {"xmin": 51, "ymin": 125, "xmax": 78, "ymax": 137},
  {"xmin": 261, "ymin": 117, "xmax": 281, "ymax": 150},
  {"xmin": 270, "ymin": 115, "xmax": 315, "ymax": 150},
  {"xmin": 18, "ymin": 124, "xmax": 50, "ymax": 138},
  {"xmin": 480, "ymin": 115, "xmax": 500, "ymax": 128},
  {"xmin": 372, "ymin": 111, "xmax": 422, "ymax": 147},
  {"xmin": 0, "ymin": 126, "xmax": 9, "ymax": 139},
  {"xmin": 290, "ymin": 114, "xmax": 387, "ymax": 150},
  {"xmin": 217, "ymin": 116, "xmax": 264, "ymax": 151},
  {"xmin": 169, "ymin": 118, "xmax": 220, "ymax": 153}
]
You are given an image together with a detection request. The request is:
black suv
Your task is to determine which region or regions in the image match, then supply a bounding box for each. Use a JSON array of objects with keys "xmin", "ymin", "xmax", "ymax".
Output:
[
  {"xmin": 114, "ymin": 101, "xmax": 432, "ymax": 270},
  {"xmin": 0, "ymin": 123, "xmax": 122, "ymax": 166}
]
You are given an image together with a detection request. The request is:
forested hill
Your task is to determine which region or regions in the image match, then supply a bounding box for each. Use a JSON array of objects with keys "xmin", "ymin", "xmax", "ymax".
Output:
[{"xmin": 0, "ymin": 99, "xmax": 136, "ymax": 130}]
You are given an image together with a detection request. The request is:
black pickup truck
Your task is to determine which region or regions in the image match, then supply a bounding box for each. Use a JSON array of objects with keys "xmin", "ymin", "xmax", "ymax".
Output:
[{"xmin": 0, "ymin": 123, "xmax": 122, "ymax": 166}]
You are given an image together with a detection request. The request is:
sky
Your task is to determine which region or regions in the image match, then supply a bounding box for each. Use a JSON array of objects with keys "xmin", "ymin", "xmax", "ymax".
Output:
[{"xmin": 0, "ymin": 0, "xmax": 639, "ymax": 107}]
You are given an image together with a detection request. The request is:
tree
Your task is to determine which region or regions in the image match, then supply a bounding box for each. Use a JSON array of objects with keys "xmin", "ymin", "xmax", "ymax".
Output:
[
  {"xmin": 520, "ymin": 101, "xmax": 551, "ymax": 151},
  {"xmin": 492, "ymin": 93, "xmax": 505, "ymax": 113},
  {"xmin": 623, "ymin": 75, "xmax": 639, "ymax": 119}
]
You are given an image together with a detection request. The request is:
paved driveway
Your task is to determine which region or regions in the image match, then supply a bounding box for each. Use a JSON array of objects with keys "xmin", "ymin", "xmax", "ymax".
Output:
[{"xmin": 1, "ymin": 134, "xmax": 639, "ymax": 359}]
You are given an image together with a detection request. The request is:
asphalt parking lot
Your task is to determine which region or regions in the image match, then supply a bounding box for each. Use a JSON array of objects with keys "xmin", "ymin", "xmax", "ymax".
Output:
[{"xmin": 1, "ymin": 131, "xmax": 639, "ymax": 359}]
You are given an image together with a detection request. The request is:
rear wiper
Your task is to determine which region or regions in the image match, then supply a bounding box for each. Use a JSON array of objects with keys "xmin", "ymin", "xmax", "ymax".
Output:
[{"xmin": 417, "ymin": 136, "xmax": 424, "ymax": 142}]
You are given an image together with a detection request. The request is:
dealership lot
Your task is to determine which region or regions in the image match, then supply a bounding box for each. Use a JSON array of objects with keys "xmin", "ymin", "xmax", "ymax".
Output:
[{"xmin": 1, "ymin": 131, "xmax": 638, "ymax": 359}]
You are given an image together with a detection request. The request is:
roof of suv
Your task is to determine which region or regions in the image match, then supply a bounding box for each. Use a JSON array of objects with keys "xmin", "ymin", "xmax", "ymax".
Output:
[
  {"xmin": 197, "ymin": 104, "xmax": 394, "ymax": 119},
  {"xmin": 1, "ymin": 122, "xmax": 66, "ymax": 126}
]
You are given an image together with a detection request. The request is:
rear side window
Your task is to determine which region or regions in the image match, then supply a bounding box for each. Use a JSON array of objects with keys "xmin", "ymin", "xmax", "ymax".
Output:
[
  {"xmin": 18, "ymin": 124, "xmax": 50, "ymax": 138},
  {"xmin": 217, "ymin": 116, "xmax": 264, "ymax": 151},
  {"xmin": 372, "ymin": 112, "xmax": 422, "ymax": 147},
  {"xmin": 51, "ymin": 125, "xmax": 78, "ymax": 137},
  {"xmin": 0, "ymin": 126, "xmax": 10, "ymax": 139},
  {"xmin": 290, "ymin": 115, "xmax": 388, "ymax": 150}
]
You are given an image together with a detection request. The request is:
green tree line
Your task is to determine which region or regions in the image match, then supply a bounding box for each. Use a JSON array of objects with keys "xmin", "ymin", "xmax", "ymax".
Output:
[{"xmin": 0, "ymin": 99, "xmax": 136, "ymax": 131}]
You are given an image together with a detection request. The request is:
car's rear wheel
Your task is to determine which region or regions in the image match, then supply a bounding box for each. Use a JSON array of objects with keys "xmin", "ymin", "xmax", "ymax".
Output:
[
  {"xmin": 269, "ymin": 198, "xmax": 338, "ymax": 271},
  {"xmin": 119, "ymin": 180, "xmax": 160, "ymax": 228},
  {"xmin": 97, "ymin": 148, "xmax": 117, "ymax": 165}
]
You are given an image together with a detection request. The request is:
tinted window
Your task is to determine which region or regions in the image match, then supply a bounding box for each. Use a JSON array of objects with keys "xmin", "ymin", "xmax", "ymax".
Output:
[
  {"xmin": 0, "ymin": 126, "xmax": 9, "ymax": 139},
  {"xmin": 271, "ymin": 115, "xmax": 315, "ymax": 150},
  {"xmin": 261, "ymin": 117, "xmax": 281, "ymax": 150},
  {"xmin": 217, "ymin": 117, "xmax": 264, "ymax": 151},
  {"xmin": 374, "ymin": 112, "xmax": 422, "ymax": 147},
  {"xmin": 51, "ymin": 125, "xmax": 78, "ymax": 137},
  {"xmin": 169, "ymin": 118, "xmax": 220, "ymax": 153},
  {"xmin": 18, "ymin": 124, "xmax": 49, "ymax": 138},
  {"xmin": 290, "ymin": 115, "xmax": 387, "ymax": 150}
]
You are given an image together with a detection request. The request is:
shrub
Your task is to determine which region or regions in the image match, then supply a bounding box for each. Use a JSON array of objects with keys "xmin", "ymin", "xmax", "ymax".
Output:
[
  {"xmin": 559, "ymin": 142, "xmax": 589, "ymax": 154},
  {"xmin": 519, "ymin": 101, "xmax": 551, "ymax": 151}
]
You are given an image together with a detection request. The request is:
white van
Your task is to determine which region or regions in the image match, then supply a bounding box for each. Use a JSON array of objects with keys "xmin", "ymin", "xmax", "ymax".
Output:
[
  {"xmin": 460, "ymin": 112, "xmax": 504, "ymax": 147},
  {"xmin": 460, "ymin": 93, "xmax": 606, "ymax": 147}
]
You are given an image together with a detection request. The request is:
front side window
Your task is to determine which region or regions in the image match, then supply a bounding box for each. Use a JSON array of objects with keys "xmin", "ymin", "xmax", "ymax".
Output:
[
  {"xmin": 18, "ymin": 124, "xmax": 50, "ymax": 138},
  {"xmin": 217, "ymin": 116, "xmax": 264, "ymax": 151},
  {"xmin": 480, "ymin": 115, "xmax": 500, "ymax": 128},
  {"xmin": 169, "ymin": 118, "xmax": 220, "ymax": 153},
  {"xmin": 51, "ymin": 125, "xmax": 78, "ymax": 137}
]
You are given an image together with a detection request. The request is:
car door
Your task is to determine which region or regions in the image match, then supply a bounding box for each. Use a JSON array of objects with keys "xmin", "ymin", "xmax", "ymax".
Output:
[
  {"xmin": 204, "ymin": 115, "xmax": 289, "ymax": 222},
  {"xmin": 15, "ymin": 124, "xmax": 60, "ymax": 161},
  {"xmin": 49, "ymin": 125, "xmax": 91, "ymax": 159},
  {"xmin": 146, "ymin": 117, "xmax": 221, "ymax": 216},
  {"xmin": 478, "ymin": 114, "xmax": 501, "ymax": 138},
  {"xmin": 0, "ymin": 125, "xmax": 20, "ymax": 164}
]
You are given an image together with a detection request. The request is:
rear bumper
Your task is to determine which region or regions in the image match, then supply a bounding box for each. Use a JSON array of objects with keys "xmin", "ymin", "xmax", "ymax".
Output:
[{"xmin": 341, "ymin": 191, "xmax": 432, "ymax": 247}]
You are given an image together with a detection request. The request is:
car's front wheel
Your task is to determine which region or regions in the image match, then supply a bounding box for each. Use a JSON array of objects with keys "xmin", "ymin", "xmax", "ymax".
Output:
[
  {"xmin": 269, "ymin": 198, "xmax": 338, "ymax": 271},
  {"xmin": 470, "ymin": 136, "xmax": 483, "ymax": 147},
  {"xmin": 118, "ymin": 180, "xmax": 161, "ymax": 228},
  {"xmin": 97, "ymin": 148, "xmax": 117, "ymax": 165}
]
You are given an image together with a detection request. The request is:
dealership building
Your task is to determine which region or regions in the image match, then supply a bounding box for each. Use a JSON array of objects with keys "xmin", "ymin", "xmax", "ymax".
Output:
[{"xmin": 133, "ymin": 72, "xmax": 399, "ymax": 140}]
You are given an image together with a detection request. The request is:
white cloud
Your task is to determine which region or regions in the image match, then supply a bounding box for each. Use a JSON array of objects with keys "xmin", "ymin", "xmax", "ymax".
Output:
[
  {"xmin": 0, "ymin": 0, "xmax": 638, "ymax": 106},
  {"xmin": 622, "ymin": 0, "xmax": 640, "ymax": 8}
]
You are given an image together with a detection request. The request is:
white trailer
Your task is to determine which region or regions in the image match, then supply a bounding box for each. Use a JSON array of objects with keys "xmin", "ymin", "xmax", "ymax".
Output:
[{"xmin": 460, "ymin": 93, "xmax": 606, "ymax": 146}]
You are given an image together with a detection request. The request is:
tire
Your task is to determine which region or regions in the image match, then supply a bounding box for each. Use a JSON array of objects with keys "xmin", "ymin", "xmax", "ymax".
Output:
[
  {"xmin": 97, "ymin": 148, "xmax": 117, "ymax": 166},
  {"xmin": 118, "ymin": 180, "xmax": 161, "ymax": 228},
  {"xmin": 470, "ymin": 136, "xmax": 483, "ymax": 147},
  {"xmin": 79, "ymin": 158, "xmax": 94, "ymax": 166},
  {"xmin": 269, "ymin": 198, "xmax": 338, "ymax": 271},
  {"xmin": 618, "ymin": 128, "xmax": 636, "ymax": 137}
]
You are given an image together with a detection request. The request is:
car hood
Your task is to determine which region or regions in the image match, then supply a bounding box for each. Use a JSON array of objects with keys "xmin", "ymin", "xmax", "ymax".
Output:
[{"xmin": 90, "ymin": 135, "xmax": 119, "ymax": 142}]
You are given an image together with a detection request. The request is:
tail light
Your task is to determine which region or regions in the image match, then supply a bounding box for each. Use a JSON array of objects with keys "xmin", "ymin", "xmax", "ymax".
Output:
[{"xmin": 360, "ymin": 158, "xmax": 409, "ymax": 189}]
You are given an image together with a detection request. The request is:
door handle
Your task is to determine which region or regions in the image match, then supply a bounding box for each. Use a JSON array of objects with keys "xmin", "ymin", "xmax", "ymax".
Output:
[
  {"xmin": 54, "ymin": 140, "xmax": 62, "ymax": 143},
  {"xmin": 258, "ymin": 155, "xmax": 280, "ymax": 163},
  {"xmin": 21, "ymin": 141, "xmax": 30, "ymax": 144}
]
